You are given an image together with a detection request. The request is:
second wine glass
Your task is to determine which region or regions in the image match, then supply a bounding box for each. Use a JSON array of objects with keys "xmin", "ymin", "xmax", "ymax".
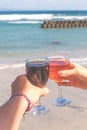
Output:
[
  {"xmin": 26, "ymin": 57, "xmax": 49, "ymax": 115},
  {"xmin": 48, "ymin": 55, "xmax": 72, "ymax": 106}
]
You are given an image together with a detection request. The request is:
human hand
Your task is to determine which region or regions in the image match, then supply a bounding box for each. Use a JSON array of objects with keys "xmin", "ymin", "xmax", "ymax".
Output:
[
  {"xmin": 58, "ymin": 63, "xmax": 87, "ymax": 89},
  {"xmin": 11, "ymin": 75, "xmax": 49, "ymax": 105}
]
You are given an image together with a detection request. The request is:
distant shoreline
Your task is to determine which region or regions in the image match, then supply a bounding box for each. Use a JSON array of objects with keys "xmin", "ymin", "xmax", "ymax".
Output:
[{"xmin": 0, "ymin": 10, "xmax": 87, "ymax": 12}]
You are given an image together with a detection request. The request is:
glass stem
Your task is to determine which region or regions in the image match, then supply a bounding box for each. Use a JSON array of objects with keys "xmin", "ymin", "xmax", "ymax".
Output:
[
  {"xmin": 55, "ymin": 81, "xmax": 63, "ymax": 98},
  {"xmin": 57, "ymin": 85, "xmax": 63, "ymax": 98},
  {"xmin": 38, "ymin": 97, "xmax": 41, "ymax": 106}
]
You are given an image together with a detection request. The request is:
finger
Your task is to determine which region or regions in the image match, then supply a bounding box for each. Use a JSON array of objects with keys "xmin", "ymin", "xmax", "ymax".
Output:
[
  {"xmin": 58, "ymin": 81, "xmax": 71, "ymax": 86},
  {"xmin": 58, "ymin": 69, "xmax": 75, "ymax": 77},
  {"xmin": 33, "ymin": 102, "xmax": 39, "ymax": 106},
  {"xmin": 40, "ymin": 88, "xmax": 49, "ymax": 96}
]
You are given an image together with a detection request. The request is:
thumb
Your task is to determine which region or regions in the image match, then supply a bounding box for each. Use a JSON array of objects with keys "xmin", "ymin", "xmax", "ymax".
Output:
[{"xmin": 40, "ymin": 88, "xmax": 49, "ymax": 96}]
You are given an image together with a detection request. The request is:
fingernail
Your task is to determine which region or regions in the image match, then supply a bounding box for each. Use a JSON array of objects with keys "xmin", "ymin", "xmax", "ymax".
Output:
[{"xmin": 58, "ymin": 72, "xmax": 64, "ymax": 76}]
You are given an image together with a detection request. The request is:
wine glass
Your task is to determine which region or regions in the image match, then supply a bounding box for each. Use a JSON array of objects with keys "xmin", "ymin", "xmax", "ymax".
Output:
[
  {"xmin": 26, "ymin": 57, "xmax": 49, "ymax": 115},
  {"xmin": 48, "ymin": 55, "xmax": 72, "ymax": 106}
]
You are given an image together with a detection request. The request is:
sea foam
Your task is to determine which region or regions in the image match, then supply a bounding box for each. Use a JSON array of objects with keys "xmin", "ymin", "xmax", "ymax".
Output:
[
  {"xmin": 0, "ymin": 57, "xmax": 87, "ymax": 70},
  {"xmin": 0, "ymin": 14, "xmax": 87, "ymax": 23},
  {"xmin": 0, "ymin": 63, "xmax": 25, "ymax": 70}
]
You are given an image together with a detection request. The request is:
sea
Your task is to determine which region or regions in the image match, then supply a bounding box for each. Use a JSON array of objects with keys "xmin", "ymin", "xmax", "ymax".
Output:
[{"xmin": 0, "ymin": 10, "xmax": 87, "ymax": 70}]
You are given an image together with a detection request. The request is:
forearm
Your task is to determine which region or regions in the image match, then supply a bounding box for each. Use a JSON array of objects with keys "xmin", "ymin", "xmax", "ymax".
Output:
[
  {"xmin": 82, "ymin": 68, "xmax": 87, "ymax": 80},
  {"xmin": 0, "ymin": 96, "xmax": 28, "ymax": 130}
]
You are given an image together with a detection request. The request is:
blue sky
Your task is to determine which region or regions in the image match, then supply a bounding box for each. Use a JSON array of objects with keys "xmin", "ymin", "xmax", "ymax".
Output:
[{"xmin": 0, "ymin": 0, "xmax": 87, "ymax": 10}]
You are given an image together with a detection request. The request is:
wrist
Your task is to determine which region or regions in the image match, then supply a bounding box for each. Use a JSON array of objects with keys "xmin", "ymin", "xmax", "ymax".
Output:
[
  {"xmin": 10, "ymin": 93, "xmax": 32, "ymax": 113},
  {"xmin": 0, "ymin": 93, "xmax": 32, "ymax": 130}
]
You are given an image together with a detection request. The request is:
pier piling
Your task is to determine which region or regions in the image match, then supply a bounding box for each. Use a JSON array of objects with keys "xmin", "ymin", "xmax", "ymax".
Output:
[{"xmin": 41, "ymin": 20, "xmax": 87, "ymax": 28}]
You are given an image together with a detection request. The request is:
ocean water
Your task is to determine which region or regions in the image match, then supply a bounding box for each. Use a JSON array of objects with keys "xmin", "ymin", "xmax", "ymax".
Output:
[{"xmin": 0, "ymin": 10, "xmax": 87, "ymax": 70}]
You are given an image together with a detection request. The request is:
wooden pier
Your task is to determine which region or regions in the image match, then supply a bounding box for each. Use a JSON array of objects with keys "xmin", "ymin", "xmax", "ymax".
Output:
[{"xmin": 41, "ymin": 20, "xmax": 87, "ymax": 28}]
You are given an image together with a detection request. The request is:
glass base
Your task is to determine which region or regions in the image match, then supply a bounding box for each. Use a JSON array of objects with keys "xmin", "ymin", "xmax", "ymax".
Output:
[
  {"xmin": 52, "ymin": 97, "xmax": 71, "ymax": 106},
  {"xmin": 30, "ymin": 105, "xmax": 49, "ymax": 115}
]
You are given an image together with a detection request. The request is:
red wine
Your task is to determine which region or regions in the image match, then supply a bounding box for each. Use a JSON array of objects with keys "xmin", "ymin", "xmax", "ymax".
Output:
[{"xmin": 26, "ymin": 61, "xmax": 49, "ymax": 88}]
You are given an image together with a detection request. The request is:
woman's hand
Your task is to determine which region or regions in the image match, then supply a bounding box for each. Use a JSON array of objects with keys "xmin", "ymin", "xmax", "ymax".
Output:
[
  {"xmin": 0, "ymin": 75, "xmax": 49, "ymax": 130},
  {"xmin": 58, "ymin": 63, "xmax": 87, "ymax": 89},
  {"xmin": 11, "ymin": 75, "xmax": 49, "ymax": 105}
]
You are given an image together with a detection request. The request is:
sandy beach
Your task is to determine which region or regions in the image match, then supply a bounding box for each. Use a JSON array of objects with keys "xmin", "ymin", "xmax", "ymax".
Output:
[{"xmin": 0, "ymin": 66, "xmax": 87, "ymax": 130}]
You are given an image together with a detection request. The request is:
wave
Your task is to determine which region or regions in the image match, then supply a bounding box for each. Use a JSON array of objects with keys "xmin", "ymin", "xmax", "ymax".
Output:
[
  {"xmin": 71, "ymin": 57, "xmax": 87, "ymax": 66},
  {"xmin": 8, "ymin": 20, "xmax": 43, "ymax": 24},
  {"xmin": 0, "ymin": 14, "xmax": 52, "ymax": 21},
  {"xmin": 0, "ymin": 63, "xmax": 25, "ymax": 70},
  {"xmin": 52, "ymin": 15, "xmax": 87, "ymax": 20},
  {"xmin": 0, "ymin": 57, "xmax": 87, "ymax": 70},
  {"xmin": 0, "ymin": 14, "xmax": 87, "ymax": 23}
]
